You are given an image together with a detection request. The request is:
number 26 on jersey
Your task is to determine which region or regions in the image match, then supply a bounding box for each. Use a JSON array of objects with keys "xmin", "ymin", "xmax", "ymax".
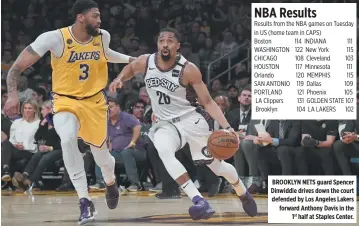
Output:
[
  {"xmin": 156, "ymin": 91, "xmax": 171, "ymax": 105},
  {"xmin": 79, "ymin": 64, "xmax": 89, "ymax": 80}
]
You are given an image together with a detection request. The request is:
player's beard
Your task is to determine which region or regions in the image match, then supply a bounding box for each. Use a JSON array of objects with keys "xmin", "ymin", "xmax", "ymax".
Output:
[
  {"xmin": 85, "ymin": 24, "xmax": 100, "ymax": 37},
  {"xmin": 160, "ymin": 49, "xmax": 171, "ymax": 62}
]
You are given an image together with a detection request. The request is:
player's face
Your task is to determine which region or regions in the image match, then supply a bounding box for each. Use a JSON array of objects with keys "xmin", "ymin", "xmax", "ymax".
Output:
[
  {"xmin": 83, "ymin": 8, "xmax": 101, "ymax": 37},
  {"xmin": 157, "ymin": 32, "xmax": 180, "ymax": 62},
  {"xmin": 238, "ymin": 90, "xmax": 251, "ymax": 106}
]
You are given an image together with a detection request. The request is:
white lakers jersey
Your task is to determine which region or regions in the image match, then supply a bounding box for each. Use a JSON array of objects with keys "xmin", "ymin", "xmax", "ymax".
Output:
[{"xmin": 144, "ymin": 53, "xmax": 198, "ymax": 121}]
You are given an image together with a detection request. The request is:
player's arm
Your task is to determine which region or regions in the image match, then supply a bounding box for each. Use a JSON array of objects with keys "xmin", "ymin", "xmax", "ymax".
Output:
[
  {"xmin": 7, "ymin": 31, "xmax": 58, "ymax": 98},
  {"xmin": 184, "ymin": 63, "xmax": 231, "ymax": 130},
  {"xmin": 109, "ymin": 55, "xmax": 148, "ymax": 92},
  {"xmin": 101, "ymin": 30, "xmax": 136, "ymax": 63},
  {"xmin": 6, "ymin": 46, "xmax": 41, "ymax": 97}
]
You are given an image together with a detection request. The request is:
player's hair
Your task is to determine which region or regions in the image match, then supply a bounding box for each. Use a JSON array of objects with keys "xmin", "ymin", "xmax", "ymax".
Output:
[
  {"xmin": 72, "ymin": 0, "xmax": 98, "ymax": 19},
  {"xmin": 159, "ymin": 27, "xmax": 181, "ymax": 41}
]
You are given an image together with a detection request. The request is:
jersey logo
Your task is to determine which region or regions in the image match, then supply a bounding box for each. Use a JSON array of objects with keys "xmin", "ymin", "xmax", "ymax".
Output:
[
  {"xmin": 201, "ymin": 146, "xmax": 213, "ymax": 158},
  {"xmin": 67, "ymin": 51, "xmax": 101, "ymax": 63},
  {"xmin": 172, "ymin": 69, "xmax": 180, "ymax": 77},
  {"xmin": 145, "ymin": 77, "xmax": 179, "ymax": 92}
]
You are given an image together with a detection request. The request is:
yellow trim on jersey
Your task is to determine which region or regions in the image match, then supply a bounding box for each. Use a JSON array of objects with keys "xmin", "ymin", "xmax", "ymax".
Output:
[{"xmin": 67, "ymin": 26, "xmax": 93, "ymax": 45}]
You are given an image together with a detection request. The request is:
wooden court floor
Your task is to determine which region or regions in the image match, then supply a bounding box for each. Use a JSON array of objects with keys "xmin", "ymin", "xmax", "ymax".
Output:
[{"xmin": 1, "ymin": 191, "xmax": 358, "ymax": 225}]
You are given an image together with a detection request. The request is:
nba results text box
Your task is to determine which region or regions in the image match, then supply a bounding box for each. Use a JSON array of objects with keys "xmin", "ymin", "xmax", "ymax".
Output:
[
  {"xmin": 268, "ymin": 176, "xmax": 357, "ymax": 224},
  {"xmin": 251, "ymin": 3, "xmax": 357, "ymax": 120}
]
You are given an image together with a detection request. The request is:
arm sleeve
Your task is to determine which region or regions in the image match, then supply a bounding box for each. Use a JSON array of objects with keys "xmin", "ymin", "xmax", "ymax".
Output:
[
  {"xmin": 101, "ymin": 29, "xmax": 131, "ymax": 63},
  {"xmin": 30, "ymin": 30, "xmax": 64, "ymax": 57}
]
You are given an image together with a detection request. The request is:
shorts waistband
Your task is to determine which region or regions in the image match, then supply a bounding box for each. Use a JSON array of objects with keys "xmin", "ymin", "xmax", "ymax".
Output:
[{"xmin": 51, "ymin": 90, "xmax": 103, "ymax": 100}]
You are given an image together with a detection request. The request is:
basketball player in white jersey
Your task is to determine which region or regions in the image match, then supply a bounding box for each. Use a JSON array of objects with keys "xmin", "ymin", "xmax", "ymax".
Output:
[
  {"xmin": 4, "ymin": 0, "xmax": 135, "ymax": 224},
  {"xmin": 109, "ymin": 27, "xmax": 257, "ymax": 220}
]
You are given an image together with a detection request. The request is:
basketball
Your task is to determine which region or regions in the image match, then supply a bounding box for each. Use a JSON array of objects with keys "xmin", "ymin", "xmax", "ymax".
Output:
[{"xmin": 207, "ymin": 129, "xmax": 239, "ymax": 160}]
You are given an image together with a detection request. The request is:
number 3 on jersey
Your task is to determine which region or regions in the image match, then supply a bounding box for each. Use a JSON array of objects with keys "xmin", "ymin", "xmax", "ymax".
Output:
[
  {"xmin": 156, "ymin": 91, "xmax": 171, "ymax": 105},
  {"xmin": 79, "ymin": 64, "xmax": 89, "ymax": 80}
]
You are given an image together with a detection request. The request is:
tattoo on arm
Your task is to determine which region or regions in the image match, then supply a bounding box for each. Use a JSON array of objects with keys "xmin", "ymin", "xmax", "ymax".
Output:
[
  {"xmin": 7, "ymin": 66, "xmax": 21, "ymax": 93},
  {"xmin": 6, "ymin": 46, "xmax": 38, "ymax": 93}
]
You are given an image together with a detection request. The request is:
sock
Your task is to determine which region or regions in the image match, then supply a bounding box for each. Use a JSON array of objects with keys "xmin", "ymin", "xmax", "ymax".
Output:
[
  {"xmin": 208, "ymin": 160, "xmax": 246, "ymax": 196},
  {"xmin": 181, "ymin": 179, "xmax": 203, "ymax": 201},
  {"xmin": 231, "ymin": 178, "xmax": 247, "ymax": 197}
]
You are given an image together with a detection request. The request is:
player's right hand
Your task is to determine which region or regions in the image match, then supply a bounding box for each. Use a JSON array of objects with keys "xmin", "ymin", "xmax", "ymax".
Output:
[
  {"xmin": 109, "ymin": 78, "xmax": 123, "ymax": 92},
  {"xmin": 4, "ymin": 96, "xmax": 20, "ymax": 117}
]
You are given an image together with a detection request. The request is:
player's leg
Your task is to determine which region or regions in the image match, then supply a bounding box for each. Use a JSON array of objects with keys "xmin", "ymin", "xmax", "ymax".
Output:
[
  {"xmin": 185, "ymin": 114, "xmax": 257, "ymax": 217},
  {"xmin": 90, "ymin": 144, "xmax": 119, "ymax": 209},
  {"xmin": 53, "ymin": 112, "xmax": 96, "ymax": 224},
  {"xmin": 153, "ymin": 125, "xmax": 215, "ymax": 220},
  {"xmin": 206, "ymin": 159, "xmax": 257, "ymax": 216}
]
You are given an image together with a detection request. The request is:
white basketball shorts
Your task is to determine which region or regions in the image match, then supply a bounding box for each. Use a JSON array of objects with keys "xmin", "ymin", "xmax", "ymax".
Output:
[{"xmin": 148, "ymin": 111, "xmax": 214, "ymax": 163}]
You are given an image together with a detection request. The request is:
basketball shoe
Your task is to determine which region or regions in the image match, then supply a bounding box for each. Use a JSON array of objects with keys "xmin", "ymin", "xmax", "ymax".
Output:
[
  {"xmin": 78, "ymin": 198, "xmax": 96, "ymax": 225},
  {"xmin": 188, "ymin": 195, "xmax": 215, "ymax": 220}
]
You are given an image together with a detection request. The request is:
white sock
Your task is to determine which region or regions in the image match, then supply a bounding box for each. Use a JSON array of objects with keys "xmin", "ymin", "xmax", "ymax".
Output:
[
  {"xmin": 231, "ymin": 178, "xmax": 247, "ymax": 197},
  {"xmin": 181, "ymin": 179, "xmax": 203, "ymax": 200},
  {"xmin": 208, "ymin": 160, "xmax": 246, "ymax": 196}
]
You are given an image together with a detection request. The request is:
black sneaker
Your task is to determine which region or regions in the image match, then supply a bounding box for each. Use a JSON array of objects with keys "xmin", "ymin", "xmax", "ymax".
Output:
[
  {"xmin": 105, "ymin": 180, "xmax": 119, "ymax": 209},
  {"xmin": 1, "ymin": 166, "xmax": 11, "ymax": 182},
  {"xmin": 155, "ymin": 191, "xmax": 181, "ymax": 199},
  {"xmin": 56, "ymin": 182, "xmax": 74, "ymax": 192}
]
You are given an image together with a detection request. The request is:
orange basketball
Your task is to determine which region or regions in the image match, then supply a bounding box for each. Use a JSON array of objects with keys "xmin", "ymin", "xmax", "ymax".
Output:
[{"xmin": 207, "ymin": 129, "xmax": 239, "ymax": 160}]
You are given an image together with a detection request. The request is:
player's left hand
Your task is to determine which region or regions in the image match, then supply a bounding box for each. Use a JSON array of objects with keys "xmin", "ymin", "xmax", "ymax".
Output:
[
  {"xmin": 109, "ymin": 78, "xmax": 123, "ymax": 93},
  {"xmin": 226, "ymin": 127, "xmax": 239, "ymax": 144}
]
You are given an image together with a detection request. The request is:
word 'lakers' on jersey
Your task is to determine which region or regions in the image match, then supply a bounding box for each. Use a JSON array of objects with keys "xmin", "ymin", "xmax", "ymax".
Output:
[
  {"xmin": 144, "ymin": 53, "xmax": 199, "ymax": 121},
  {"xmin": 51, "ymin": 27, "xmax": 108, "ymax": 98}
]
